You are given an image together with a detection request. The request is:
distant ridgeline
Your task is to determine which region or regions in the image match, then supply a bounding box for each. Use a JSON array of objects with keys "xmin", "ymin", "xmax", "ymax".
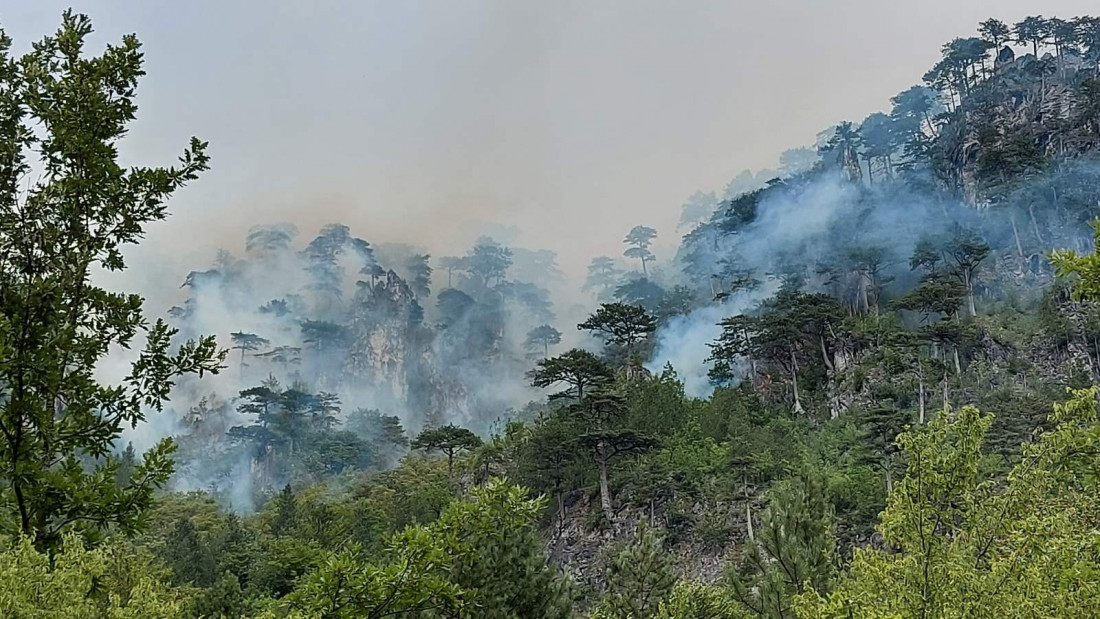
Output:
[{"xmin": 679, "ymin": 24, "xmax": 1100, "ymax": 309}]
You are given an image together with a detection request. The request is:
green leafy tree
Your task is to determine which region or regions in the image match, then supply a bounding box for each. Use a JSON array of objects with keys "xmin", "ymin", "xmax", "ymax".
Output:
[
  {"xmin": 623, "ymin": 225, "xmax": 658, "ymax": 275},
  {"xmin": 269, "ymin": 483, "xmax": 298, "ymax": 536},
  {"xmin": 1052, "ymin": 220, "xmax": 1100, "ymax": 301},
  {"xmin": 892, "ymin": 272, "xmax": 966, "ymax": 322},
  {"xmin": 731, "ymin": 470, "xmax": 836, "ymax": 618},
  {"xmin": 438, "ymin": 255, "xmax": 466, "ymax": 288},
  {"xmin": 529, "ymin": 348, "xmax": 613, "ymax": 401},
  {"xmin": 0, "ymin": 12, "xmax": 224, "ymax": 549},
  {"xmin": 947, "ymin": 226, "xmax": 990, "ymax": 316},
  {"xmin": 289, "ymin": 480, "xmax": 570, "ymax": 618},
  {"xmin": 597, "ymin": 525, "xmax": 676, "ymax": 618},
  {"xmin": 287, "ymin": 527, "xmax": 471, "ymax": 618},
  {"xmin": 891, "ymin": 85, "xmax": 938, "ymax": 142},
  {"xmin": 678, "ymin": 190, "xmax": 718, "ymax": 230},
  {"xmin": 580, "ymin": 427, "xmax": 657, "ymax": 523},
  {"xmin": 821, "ymin": 121, "xmax": 863, "ymax": 183},
  {"xmin": 161, "ymin": 517, "xmax": 215, "ymax": 587},
  {"xmin": 411, "ymin": 424, "xmax": 483, "ymax": 477},
  {"xmin": 347, "ymin": 408, "xmax": 408, "ymax": 465},
  {"xmin": 856, "ymin": 406, "xmax": 912, "ymax": 494},
  {"xmin": 578, "ymin": 302, "xmax": 657, "ymax": 354},
  {"xmin": 0, "ymin": 533, "xmax": 188, "ymax": 618},
  {"xmin": 655, "ymin": 581, "xmax": 746, "ymax": 619},
  {"xmin": 465, "ymin": 237, "xmax": 513, "ymax": 288},
  {"xmin": 796, "ymin": 389, "xmax": 1100, "ymax": 617},
  {"xmin": 613, "ymin": 277, "xmax": 667, "ymax": 313},
  {"xmin": 857, "ymin": 112, "xmax": 896, "ymax": 182}
]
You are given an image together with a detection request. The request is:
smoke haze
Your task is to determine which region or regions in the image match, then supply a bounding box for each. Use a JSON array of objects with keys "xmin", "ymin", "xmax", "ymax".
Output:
[{"xmin": 7, "ymin": 0, "xmax": 1098, "ymax": 287}]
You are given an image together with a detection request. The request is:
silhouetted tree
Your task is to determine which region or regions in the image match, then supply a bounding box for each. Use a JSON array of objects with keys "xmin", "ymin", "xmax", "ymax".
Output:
[{"xmin": 623, "ymin": 225, "xmax": 658, "ymax": 275}]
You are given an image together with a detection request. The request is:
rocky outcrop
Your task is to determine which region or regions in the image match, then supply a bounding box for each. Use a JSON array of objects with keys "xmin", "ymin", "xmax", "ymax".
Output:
[{"xmin": 345, "ymin": 270, "xmax": 422, "ymax": 404}]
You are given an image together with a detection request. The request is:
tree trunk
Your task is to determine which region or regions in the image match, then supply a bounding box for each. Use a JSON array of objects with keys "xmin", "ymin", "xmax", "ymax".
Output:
[
  {"xmin": 943, "ymin": 377, "xmax": 950, "ymax": 418},
  {"xmin": 1029, "ymin": 203, "xmax": 1044, "ymax": 244},
  {"xmin": 953, "ymin": 345, "xmax": 962, "ymax": 376},
  {"xmin": 918, "ymin": 369, "xmax": 926, "ymax": 424},
  {"xmin": 965, "ymin": 271, "xmax": 977, "ymax": 317},
  {"xmin": 596, "ymin": 443, "xmax": 614, "ymax": 523},
  {"xmin": 557, "ymin": 491, "xmax": 565, "ymax": 536},
  {"xmin": 1010, "ymin": 213, "xmax": 1024, "ymax": 258},
  {"xmin": 820, "ymin": 336, "xmax": 834, "ymax": 373},
  {"xmin": 790, "ymin": 349, "xmax": 804, "ymax": 415},
  {"xmin": 746, "ymin": 502, "xmax": 754, "ymax": 543}
]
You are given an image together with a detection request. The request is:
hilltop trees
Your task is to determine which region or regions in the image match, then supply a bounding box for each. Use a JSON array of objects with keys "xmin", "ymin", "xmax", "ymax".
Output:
[
  {"xmin": 0, "ymin": 12, "xmax": 224, "ymax": 549},
  {"xmin": 821, "ymin": 121, "xmax": 863, "ymax": 182},
  {"xmin": 405, "ymin": 253, "xmax": 432, "ymax": 299},
  {"xmin": 710, "ymin": 290, "xmax": 846, "ymax": 416},
  {"xmin": 465, "ymin": 237, "xmax": 513, "ymax": 288},
  {"xmin": 1014, "ymin": 16, "xmax": 1050, "ymax": 58},
  {"xmin": 623, "ymin": 225, "xmax": 658, "ymax": 275},
  {"xmin": 979, "ymin": 18, "xmax": 1012, "ymax": 50}
]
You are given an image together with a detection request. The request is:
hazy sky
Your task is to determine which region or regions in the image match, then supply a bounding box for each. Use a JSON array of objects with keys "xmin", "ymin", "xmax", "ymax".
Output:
[{"xmin": 6, "ymin": 1, "xmax": 1097, "ymax": 291}]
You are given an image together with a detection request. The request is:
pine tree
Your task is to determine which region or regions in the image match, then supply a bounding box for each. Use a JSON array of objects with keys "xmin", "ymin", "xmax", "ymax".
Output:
[
  {"xmin": 269, "ymin": 484, "xmax": 298, "ymax": 536},
  {"xmin": 731, "ymin": 470, "xmax": 836, "ymax": 618},
  {"xmin": 161, "ymin": 517, "xmax": 215, "ymax": 587},
  {"xmin": 599, "ymin": 525, "xmax": 677, "ymax": 618}
]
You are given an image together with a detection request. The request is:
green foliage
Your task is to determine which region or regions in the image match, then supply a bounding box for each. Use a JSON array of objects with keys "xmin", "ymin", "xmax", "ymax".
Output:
[
  {"xmin": 623, "ymin": 225, "xmax": 658, "ymax": 275},
  {"xmin": 289, "ymin": 479, "xmax": 571, "ymax": 618},
  {"xmin": 526, "ymin": 324, "xmax": 564, "ymax": 356},
  {"xmin": 1052, "ymin": 220, "xmax": 1100, "ymax": 301},
  {"xmin": 0, "ymin": 11, "xmax": 224, "ymax": 549},
  {"xmin": 654, "ymin": 581, "xmax": 748, "ymax": 619},
  {"xmin": 730, "ymin": 469, "xmax": 836, "ymax": 618},
  {"xmin": 0, "ymin": 533, "xmax": 187, "ymax": 618},
  {"xmin": 529, "ymin": 348, "xmax": 614, "ymax": 401},
  {"xmin": 579, "ymin": 303, "xmax": 657, "ymax": 352},
  {"xmin": 597, "ymin": 526, "xmax": 676, "ymax": 618},
  {"xmin": 411, "ymin": 423, "xmax": 482, "ymax": 476},
  {"xmin": 797, "ymin": 389, "xmax": 1100, "ymax": 617}
]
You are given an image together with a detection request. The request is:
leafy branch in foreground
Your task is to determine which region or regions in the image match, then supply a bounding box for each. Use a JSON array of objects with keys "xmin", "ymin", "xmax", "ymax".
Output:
[{"xmin": 0, "ymin": 12, "xmax": 224, "ymax": 549}]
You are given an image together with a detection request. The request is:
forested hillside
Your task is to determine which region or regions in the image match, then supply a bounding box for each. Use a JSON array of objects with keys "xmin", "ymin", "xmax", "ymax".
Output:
[{"xmin": 5, "ymin": 10, "xmax": 1100, "ymax": 618}]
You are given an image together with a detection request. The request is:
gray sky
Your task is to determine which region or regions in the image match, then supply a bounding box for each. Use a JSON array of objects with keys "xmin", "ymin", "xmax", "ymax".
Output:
[{"xmin": 6, "ymin": 1, "xmax": 1097, "ymax": 289}]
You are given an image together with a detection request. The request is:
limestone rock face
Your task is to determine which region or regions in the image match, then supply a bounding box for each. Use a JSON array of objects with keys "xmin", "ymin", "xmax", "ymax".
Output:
[
  {"xmin": 343, "ymin": 270, "xmax": 476, "ymax": 427},
  {"xmin": 345, "ymin": 270, "xmax": 422, "ymax": 406},
  {"xmin": 944, "ymin": 52, "xmax": 1096, "ymax": 202}
]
